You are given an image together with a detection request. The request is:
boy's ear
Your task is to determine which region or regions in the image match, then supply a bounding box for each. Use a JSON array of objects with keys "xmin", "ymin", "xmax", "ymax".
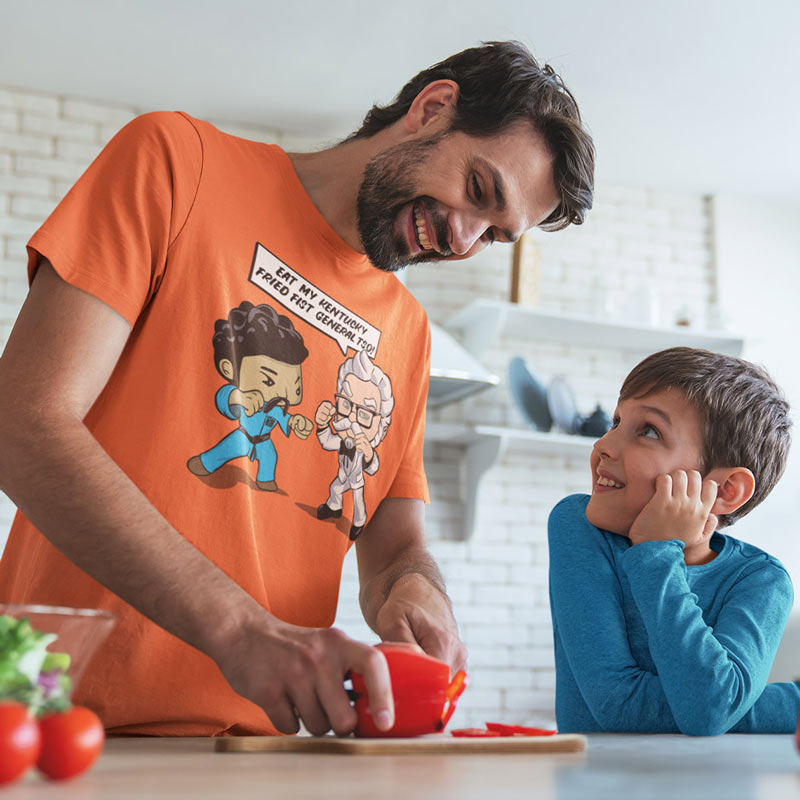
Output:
[
  {"xmin": 403, "ymin": 80, "xmax": 459, "ymax": 135},
  {"xmin": 706, "ymin": 466, "xmax": 756, "ymax": 517}
]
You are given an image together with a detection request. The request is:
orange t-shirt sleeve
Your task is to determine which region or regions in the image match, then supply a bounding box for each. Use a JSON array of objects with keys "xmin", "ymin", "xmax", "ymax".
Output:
[
  {"xmin": 386, "ymin": 319, "xmax": 431, "ymax": 503},
  {"xmin": 26, "ymin": 111, "xmax": 203, "ymax": 326}
]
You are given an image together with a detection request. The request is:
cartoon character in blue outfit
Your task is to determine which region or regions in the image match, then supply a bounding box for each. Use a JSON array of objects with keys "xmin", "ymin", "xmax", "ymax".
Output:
[{"xmin": 187, "ymin": 301, "xmax": 313, "ymax": 491}]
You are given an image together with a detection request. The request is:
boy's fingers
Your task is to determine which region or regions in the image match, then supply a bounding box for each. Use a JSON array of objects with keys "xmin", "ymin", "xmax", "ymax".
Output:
[
  {"xmin": 654, "ymin": 472, "xmax": 672, "ymax": 498},
  {"xmin": 686, "ymin": 470, "xmax": 702, "ymax": 500},
  {"xmin": 670, "ymin": 469, "xmax": 688, "ymax": 498},
  {"xmin": 701, "ymin": 478, "xmax": 719, "ymax": 510},
  {"xmin": 703, "ymin": 512, "xmax": 719, "ymax": 537}
]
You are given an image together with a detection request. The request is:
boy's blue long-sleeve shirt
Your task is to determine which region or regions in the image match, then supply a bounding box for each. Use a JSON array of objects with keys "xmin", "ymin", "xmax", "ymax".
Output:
[{"xmin": 548, "ymin": 494, "xmax": 800, "ymax": 735}]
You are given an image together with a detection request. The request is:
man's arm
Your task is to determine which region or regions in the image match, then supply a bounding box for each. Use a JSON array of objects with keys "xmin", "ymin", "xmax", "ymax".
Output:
[
  {"xmin": 0, "ymin": 261, "xmax": 395, "ymax": 735},
  {"xmin": 356, "ymin": 497, "xmax": 467, "ymax": 672}
]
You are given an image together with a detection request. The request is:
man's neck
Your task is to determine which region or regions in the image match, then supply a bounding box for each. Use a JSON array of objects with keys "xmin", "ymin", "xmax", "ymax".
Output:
[{"xmin": 287, "ymin": 128, "xmax": 396, "ymax": 254}]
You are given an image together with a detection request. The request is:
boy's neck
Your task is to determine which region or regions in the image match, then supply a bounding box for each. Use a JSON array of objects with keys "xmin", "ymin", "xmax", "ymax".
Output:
[{"xmin": 682, "ymin": 540, "xmax": 718, "ymax": 567}]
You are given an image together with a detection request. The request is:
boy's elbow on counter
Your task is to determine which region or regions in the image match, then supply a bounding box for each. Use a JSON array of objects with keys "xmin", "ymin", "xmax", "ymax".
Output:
[{"xmin": 674, "ymin": 709, "xmax": 732, "ymax": 737}]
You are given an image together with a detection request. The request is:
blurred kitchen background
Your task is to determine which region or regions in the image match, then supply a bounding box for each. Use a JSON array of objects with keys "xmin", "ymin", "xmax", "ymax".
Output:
[{"xmin": 1, "ymin": 0, "xmax": 799, "ymax": 729}]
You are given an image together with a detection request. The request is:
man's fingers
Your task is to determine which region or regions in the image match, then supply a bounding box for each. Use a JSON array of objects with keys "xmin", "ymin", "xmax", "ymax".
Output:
[
  {"xmin": 291, "ymin": 690, "xmax": 332, "ymax": 737},
  {"xmin": 265, "ymin": 695, "xmax": 301, "ymax": 735},
  {"xmin": 314, "ymin": 673, "xmax": 358, "ymax": 737},
  {"xmin": 350, "ymin": 645, "xmax": 394, "ymax": 731}
]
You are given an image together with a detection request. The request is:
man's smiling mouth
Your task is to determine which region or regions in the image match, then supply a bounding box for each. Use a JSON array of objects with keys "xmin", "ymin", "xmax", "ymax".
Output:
[{"xmin": 413, "ymin": 202, "xmax": 435, "ymax": 252}]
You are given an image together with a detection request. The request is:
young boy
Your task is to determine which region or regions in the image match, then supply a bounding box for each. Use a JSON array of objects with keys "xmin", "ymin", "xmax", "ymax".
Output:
[{"xmin": 548, "ymin": 347, "xmax": 799, "ymax": 735}]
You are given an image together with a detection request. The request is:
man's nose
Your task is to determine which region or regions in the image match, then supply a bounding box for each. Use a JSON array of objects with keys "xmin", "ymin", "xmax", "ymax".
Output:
[{"xmin": 448, "ymin": 212, "xmax": 488, "ymax": 256}]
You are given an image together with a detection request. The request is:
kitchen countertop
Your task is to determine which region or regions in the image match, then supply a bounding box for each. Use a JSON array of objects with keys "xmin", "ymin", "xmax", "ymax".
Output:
[{"xmin": 5, "ymin": 733, "xmax": 800, "ymax": 799}]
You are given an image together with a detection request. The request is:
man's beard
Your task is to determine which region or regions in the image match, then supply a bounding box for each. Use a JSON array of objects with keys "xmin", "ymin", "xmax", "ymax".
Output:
[{"xmin": 356, "ymin": 135, "xmax": 453, "ymax": 272}]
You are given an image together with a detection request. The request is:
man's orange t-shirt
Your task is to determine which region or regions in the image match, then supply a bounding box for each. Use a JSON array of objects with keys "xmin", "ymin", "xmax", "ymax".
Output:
[{"xmin": 0, "ymin": 112, "xmax": 431, "ymax": 735}]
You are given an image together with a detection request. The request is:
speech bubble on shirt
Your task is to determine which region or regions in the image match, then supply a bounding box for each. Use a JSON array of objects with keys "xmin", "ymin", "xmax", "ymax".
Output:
[{"xmin": 249, "ymin": 243, "xmax": 381, "ymax": 357}]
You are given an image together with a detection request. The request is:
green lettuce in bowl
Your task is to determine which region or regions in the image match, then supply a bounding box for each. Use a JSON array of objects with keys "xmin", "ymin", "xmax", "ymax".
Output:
[{"xmin": 0, "ymin": 605, "xmax": 115, "ymax": 716}]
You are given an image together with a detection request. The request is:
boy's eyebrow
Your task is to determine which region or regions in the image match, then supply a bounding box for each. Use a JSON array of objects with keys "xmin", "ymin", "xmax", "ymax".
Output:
[{"xmin": 640, "ymin": 405, "xmax": 672, "ymax": 425}]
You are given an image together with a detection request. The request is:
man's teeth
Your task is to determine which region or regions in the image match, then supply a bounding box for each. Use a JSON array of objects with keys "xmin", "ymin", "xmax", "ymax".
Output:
[
  {"xmin": 414, "ymin": 206, "xmax": 433, "ymax": 251},
  {"xmin": 596, "ymin": 476, "xmax": 624, "ymax": 488}
]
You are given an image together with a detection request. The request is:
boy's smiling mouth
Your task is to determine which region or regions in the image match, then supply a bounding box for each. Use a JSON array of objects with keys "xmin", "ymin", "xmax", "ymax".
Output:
[{"xmin": 595, "ymin": 470, "xmax": 625, "ymax": 490}]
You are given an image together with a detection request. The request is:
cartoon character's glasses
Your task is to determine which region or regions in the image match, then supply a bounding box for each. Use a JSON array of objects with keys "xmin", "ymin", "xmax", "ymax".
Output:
[{"xmin": 335, "ymin": 394, "xmax": 377, "ymax": 427}]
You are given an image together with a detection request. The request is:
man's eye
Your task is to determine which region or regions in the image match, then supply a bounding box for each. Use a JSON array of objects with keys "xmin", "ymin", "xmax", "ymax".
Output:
[
  {"xmin": 470, "ymin": 174, "xmax": 483, "ymax": 202},
  {"xmin": 264, "ymin": 377, "xmax": 275, "ymax": 387},
  {"xmin": 640, "ymin": 424, "xmax": 660, "ymax": 439}
]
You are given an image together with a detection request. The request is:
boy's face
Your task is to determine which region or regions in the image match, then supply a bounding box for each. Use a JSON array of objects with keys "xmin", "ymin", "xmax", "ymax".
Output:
[{"xmin": 585, "ymin": 388, "xmax": 706, "ymax": 535}]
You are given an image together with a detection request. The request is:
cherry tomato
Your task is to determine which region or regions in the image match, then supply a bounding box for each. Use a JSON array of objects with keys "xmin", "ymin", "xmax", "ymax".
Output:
[
  {"xmin": 0, "ymin": 701, "xmax": 41, "ymax": 785},
  {"xmin": 36, "ymin": 706, "xmax": 105, "ymax": 781}
]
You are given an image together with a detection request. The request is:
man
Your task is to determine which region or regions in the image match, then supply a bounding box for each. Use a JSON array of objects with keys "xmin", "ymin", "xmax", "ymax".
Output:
[
  {"xmin": 316, "ymin": 349, "xmax": 395, "ymax": 541},
  {"xmin": 0, "ymin": 41, "xmax": 594, "ymax": 737}
]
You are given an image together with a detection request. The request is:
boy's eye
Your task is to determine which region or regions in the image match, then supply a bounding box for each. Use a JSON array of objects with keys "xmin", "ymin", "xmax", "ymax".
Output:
[
  {"xmin": 640, "ymin": 424, "xmax": 660, "ymax": 439},
  {"xmin": 611, "ymin": 417, "xmax": 620, "ymax": 429}
]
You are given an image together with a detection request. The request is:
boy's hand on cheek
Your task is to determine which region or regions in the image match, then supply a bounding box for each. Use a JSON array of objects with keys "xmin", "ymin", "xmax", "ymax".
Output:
[{"xmin": 628, "ymin": 470, "xmax": 718, "ymax": 549}]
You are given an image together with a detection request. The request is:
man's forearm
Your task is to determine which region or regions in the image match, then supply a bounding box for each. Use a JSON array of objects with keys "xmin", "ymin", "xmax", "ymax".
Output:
[{"xmin": 0, "ymin": 409, "xmax": 266, "ymax": 663}]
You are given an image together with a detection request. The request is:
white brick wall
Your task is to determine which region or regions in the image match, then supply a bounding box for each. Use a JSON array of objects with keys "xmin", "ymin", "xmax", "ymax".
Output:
[{"xmin": 0, "ymin": 85, "xmax": 715, "ymax": 731}]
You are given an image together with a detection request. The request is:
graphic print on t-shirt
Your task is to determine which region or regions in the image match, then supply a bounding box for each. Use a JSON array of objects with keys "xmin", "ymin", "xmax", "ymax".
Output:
[
  {"xmin": 187, "ymin": 244, "xmax": 395, "ymax": 539},
  {"xmin": 186, "ymin": 300, "xmax": 315, "ymax": 492},
  {"xmin": 250, "ymin": 243, "xmax": 394, "ymax": 541}
]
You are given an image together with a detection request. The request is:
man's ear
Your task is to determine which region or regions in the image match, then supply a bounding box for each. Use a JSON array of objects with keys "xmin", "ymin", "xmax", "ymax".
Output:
[
  {"xmin": 706, "ymin": 466, "xmax": 756, "ymax": 517},
  {"xmin": 404, "ymin": 80, "xmax": 459, "ymax": 135},
  {"xmin": 218, "ymin": 359, "xmax": 234, "ymax": 382}
]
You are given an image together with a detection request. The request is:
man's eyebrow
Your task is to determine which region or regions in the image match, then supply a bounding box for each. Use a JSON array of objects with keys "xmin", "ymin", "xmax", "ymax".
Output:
[
  {"xmin": 260, "ymin": 366, "xmax": 278, "ymax": 376},
  {"xmin": 640, "ymin": 405, "xmax": 672, "ymax": 425}
]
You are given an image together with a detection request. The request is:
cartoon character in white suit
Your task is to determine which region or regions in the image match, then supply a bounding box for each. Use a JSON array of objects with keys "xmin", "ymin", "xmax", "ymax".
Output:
[{"xmin": 315, "ymin": 349, "xmax": 394, "ymax": 541}]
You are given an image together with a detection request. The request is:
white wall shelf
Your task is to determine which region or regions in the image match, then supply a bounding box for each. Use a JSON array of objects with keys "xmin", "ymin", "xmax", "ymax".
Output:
[
  {"xmin": 443, "ymin": 299, "xmax": 744, "ymax": 358},
  {"xmin": 425, "ymin": 422, "xmax": 594, "ymax": 540}
]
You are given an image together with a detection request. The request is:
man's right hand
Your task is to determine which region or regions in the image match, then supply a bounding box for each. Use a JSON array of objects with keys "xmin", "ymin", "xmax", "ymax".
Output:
[{"xmin": 212, "ymin": 615, "xmax": 395, "ymax": 736}]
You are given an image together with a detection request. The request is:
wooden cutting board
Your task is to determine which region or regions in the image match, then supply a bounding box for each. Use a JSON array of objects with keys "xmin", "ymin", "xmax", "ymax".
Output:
[{"xmin": 215, "ymin": 732, "xmax": 586, "ymax": 755}]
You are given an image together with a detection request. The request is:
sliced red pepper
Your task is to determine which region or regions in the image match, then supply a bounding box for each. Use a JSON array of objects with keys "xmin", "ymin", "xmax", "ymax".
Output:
[
  {"xmin": 485, "ymin": 722, "xmax": 557, "ymax": 736},
  {"xmin": 450, "ymin": 728, "xmax": 503, "ymax": 737}
]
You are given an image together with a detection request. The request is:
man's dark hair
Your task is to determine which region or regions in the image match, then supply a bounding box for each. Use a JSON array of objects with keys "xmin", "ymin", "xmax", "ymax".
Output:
[
  {"xmin": 620, "ymin": 347, "xmax": 792, "ymax": 528},
  {"xmin": 348, "ymin": 40, "xmax": 594, "ymax": 231},
  {"xmin": 213, "ymin": 301, "xmax": 308, "ymax": 385}
]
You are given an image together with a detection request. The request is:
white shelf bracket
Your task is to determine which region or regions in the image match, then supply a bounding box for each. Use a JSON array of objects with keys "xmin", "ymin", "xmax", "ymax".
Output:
[
  {"xmin": 461, "ymin": 432, "xmax": 508, "ymax": 540},
  {"xmin": 460, "ymin": 305, "xmax": 507, "ymax": 358}
]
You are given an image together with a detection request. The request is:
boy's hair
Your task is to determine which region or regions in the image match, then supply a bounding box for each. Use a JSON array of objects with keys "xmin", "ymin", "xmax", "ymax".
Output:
[
  {"xmin": 620, "ymin": 347, "xmax": 791, "ymax": 528},
  {"xmin": 345, "ymin": 40, "xmax": 594, "ymax": 232}
]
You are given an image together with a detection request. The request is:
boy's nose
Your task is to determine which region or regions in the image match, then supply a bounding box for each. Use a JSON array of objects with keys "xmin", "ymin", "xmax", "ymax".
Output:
[{"xmin": 594, "ymin": 430, "xmax": 617, "ymax": 459}]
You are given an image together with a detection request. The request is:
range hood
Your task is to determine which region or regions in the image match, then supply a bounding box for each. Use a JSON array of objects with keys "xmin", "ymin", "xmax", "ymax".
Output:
[{"xmin": 428, "ymin": 322, "xmax": 499, "ymax": 408}]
